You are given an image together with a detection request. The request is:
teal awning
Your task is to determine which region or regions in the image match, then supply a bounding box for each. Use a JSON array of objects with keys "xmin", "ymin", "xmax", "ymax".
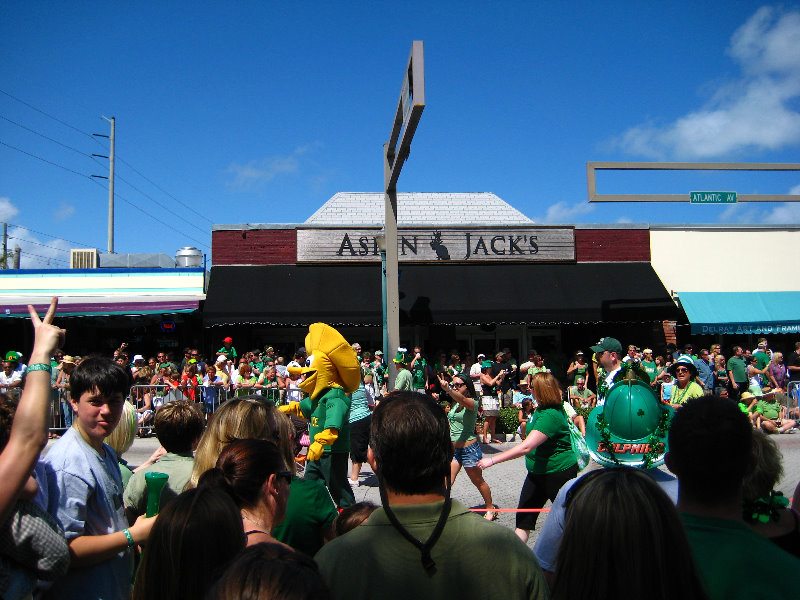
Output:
[{"xmin": 679, "ymin": 291, "xmax": 800, "ymax": 335}]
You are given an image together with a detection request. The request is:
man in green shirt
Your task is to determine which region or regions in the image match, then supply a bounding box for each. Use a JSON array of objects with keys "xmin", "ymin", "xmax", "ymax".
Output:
[
  {"xmin": 754, "ymin": 393, "xmax": 797, "ymax": 434},
  {"xmin": 409, "ymin": 346, "xmax": 429, "ymax": 392},
  {"xmin": 315, "ymin": 392, "xmax": 548, "ymax": 600},
  {"xmin": 726, "ymin": 346, "xmax": 748, "ymax": 402},
  {"xmin": 393, "ymin": 348, "xmax": 413, "ymax": 392}
]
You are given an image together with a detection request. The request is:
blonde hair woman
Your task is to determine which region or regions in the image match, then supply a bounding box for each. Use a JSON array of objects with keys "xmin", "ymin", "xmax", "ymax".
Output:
[{"xmin": 187, "ymin": 396, "xmax": 279, "ymax": 489}]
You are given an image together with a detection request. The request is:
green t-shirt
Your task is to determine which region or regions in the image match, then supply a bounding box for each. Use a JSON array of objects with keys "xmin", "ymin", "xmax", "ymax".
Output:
[
  {"xmin": 394, "ymin": 368, "xmax": 413, "ymax": 391},
  {"xmin": 641, "ymin": 360, "xmax": 657, "ymax": 382},
  {"xmin": 448, "ymin": 403, "xmax": 477, "ymax": 443},
  {"xmin": 524, "ymin": 407, "xmax": 576, "ymax": 474},
  {"xmin": 754, "ymin": 351, "xmax": 770, "ymax": 385},
  {"xmin": 273, "ymin": 476, "xmax": 338, "ymax": 556},
  {"xmin": 755, "ymin": 398, "xmax": 780, "ymax": 420},
  {"xmin": 727, "ymin": 356, "xmax": 747, "ymax": 383},
  {"xmin": 670, "ymin": 381, "xmax": 704, "ymax": 405},
  {"xmin": 300, "ymin": 387, "xmax": 351, "ymax": 454},
  {"xmin": 411, "ymin": 359, "xmax": 427, "ymax": 389},
  {"xmin": 681, "ymin": 512, "xmax": 800, "ymax": 600}
]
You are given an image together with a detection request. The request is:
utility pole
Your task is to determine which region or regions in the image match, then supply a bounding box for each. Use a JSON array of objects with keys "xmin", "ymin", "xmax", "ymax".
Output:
[
  {"xmin": 105, "ymin": 116, "xmax": 115, "ymax": 254},
  {"xmin": 92, "ymin": 116, "xmax": 116, "ymax": 254}
]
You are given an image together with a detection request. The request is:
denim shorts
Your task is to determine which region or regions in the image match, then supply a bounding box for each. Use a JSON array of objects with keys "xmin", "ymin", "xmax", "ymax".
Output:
[{"xmin": 453, "ymin": 442, "xmax": 482, "ymax": 468}]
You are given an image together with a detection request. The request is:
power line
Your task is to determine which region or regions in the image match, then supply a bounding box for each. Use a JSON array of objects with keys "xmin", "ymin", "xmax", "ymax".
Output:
[
  {"xmin": 114, "ymin": 172, "xmax": 210, "ymax": 237},
  {"xmin": 7, "ymin": 223, "xmax": 95, "ymax": 249},
  {"xmin": 2, "ymin": 91, "xmax": 214, "ymax": 227},
  {"xmin": 115, "ymin": 156, "xmax": 214, "ymax": 225},
  {"xmin": 7, "ymin": 235, "xmax": 70, "ymax": 253},
  {"xmin": 0, "ymin": 89, "xmax": 97, "ymax": 140},
  {"xmin": 1, "ymin": 140, "xmax": 209, "ymax": 250},
  {"xmin": 0, "ymin": 140, "xmax": 92, "ymax": 179},
  {"xmin": 0, "ymin": 115, "xmax": 93, "ymax": 158},
  {"xmin": 88, "ymin": 179, "xmax": 210, "ymax": 250}
]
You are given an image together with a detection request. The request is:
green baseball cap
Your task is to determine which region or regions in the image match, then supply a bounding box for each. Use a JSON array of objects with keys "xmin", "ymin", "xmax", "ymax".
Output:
[
  {"xmin": 590, "ymin": 337, "xmax": 623, "ymax": 355},
  {"xmin": 586, "ymin": 378, "xmax": 674, "ymax": 469},
  {"xmin": 393, "ymin": 347, "xmax": 409, "ymax": 365}
]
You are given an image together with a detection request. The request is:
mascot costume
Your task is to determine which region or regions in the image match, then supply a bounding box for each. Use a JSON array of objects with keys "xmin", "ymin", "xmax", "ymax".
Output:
[{"xmin": 280, "ymin": 323, "xmax": 361, "ymax": 508}]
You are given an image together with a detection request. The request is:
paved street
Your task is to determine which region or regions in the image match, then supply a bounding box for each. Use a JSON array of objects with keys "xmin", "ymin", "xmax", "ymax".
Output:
[{"xmin": 117, "ymin": 430, "xmax": 800, "ymax": 549}]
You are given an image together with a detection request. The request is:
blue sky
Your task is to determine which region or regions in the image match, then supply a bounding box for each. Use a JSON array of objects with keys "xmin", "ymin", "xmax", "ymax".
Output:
[{"xmin": 2, "ymin": 2, "xmax": 799, "ymax": 268}]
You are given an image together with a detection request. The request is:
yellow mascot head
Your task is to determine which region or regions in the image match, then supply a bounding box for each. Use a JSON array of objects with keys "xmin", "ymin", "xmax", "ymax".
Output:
[{"xmin": 288, "ymin": 323, "xmax": 360, "ymax": 400}]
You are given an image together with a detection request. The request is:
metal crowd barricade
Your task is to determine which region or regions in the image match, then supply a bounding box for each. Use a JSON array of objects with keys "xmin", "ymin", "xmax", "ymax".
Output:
[
  {"xmin": 129, "ymin": 383, "xmax": 231, "ymax": 436},
  {"xmin": 787, "ymin": 381, "xmax": 800, "ymax": 420}
]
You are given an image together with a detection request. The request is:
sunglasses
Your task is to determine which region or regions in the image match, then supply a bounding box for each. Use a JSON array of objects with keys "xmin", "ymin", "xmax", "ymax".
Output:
[
  {"xmin": 674, "ymin": 367, "xmax": 690, "ymax": 374},
  {"xmin": 450, "ymin": 381, "xmax": 467, "ymax": 388}
]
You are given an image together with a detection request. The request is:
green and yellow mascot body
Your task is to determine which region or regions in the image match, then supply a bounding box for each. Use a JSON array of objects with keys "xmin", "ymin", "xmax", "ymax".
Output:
[{"xmin": 280, "ymin": 323, "xmax": 360, "ymax": 508}]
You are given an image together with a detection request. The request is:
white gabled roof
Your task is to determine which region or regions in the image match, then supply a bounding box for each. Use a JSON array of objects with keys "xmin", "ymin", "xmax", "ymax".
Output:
[{"xmin": 305, "ymin": 192, "xmax": 534, "ymax": 226}]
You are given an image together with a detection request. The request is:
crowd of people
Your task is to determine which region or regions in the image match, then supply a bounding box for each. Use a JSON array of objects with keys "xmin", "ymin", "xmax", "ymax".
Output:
[{"xmin": 2, "ymin": 300, "xmax": 800, "ymax": 599}]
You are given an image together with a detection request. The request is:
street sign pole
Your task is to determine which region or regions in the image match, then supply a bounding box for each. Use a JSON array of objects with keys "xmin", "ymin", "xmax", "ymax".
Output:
[{"xmin": 384, "ymin": 41, "xmax": 425, "ymax": 390}]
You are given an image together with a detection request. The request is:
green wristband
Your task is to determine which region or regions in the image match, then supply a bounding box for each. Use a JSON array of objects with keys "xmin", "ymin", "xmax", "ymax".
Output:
[
  {"xmin": 26, "ymin": 363, "xmax": 52, "ymax": 374},
  {"xmin": 122, "ymin": 528, "xmax": 135, "ymax": 548}
]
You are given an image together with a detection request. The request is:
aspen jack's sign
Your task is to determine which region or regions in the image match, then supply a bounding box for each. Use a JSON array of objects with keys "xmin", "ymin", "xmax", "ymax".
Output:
[{"xmin": 296, "ymin": 228, "xmax": 575, "ymax": 263}]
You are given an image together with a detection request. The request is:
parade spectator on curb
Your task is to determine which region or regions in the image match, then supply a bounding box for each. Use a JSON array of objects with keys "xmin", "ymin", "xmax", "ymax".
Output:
[
  {"xmin": 477, "ymin": 373, "xmax": 578, "ymax": 543},
  {"xmin": 217, "ymin": 336, "xmax": 237, "ymax": 363},
  {"xmin": 714, "ymin": 354, "xmax": 728, "ymax": 395},
  {"xmin": 666, "ymin": 396, "xmax": 800, "ymax": 600},
  {"xmin": 694, "ymin": 349, "xmax": 714, "ymax": 395},
  {"xmin": 315, "ymin": 391, "xmax": 548, "ymax": 600},
  {"xmin": 469, "ymin": 353, "xmax": 485, "ymax": 397},
  {"xmin": 440, "ymin": 372, "xmax": 497, "ymax": 521},
  {"xmin": 348, "ymin": 373, "xmax": 374, "ymax": 487},
  {"xmin": 42, "ymin": 355, "xmax": 156, "ymax": 600},
  {"xmin": 124, "ymin": 400, "xmax": 204, "ymax": 517},
  {"xmin": 550, "ymin": 468, "xmax": 707, "ymax": 600},
  {"xmin": 0, "ymin": 359, "xmax": 23, "ymax": 396},
  {"xmin": 788, "ymin": 342, "xmax": 800, "ymax": 384},
  {"xmin": 568, "ymin": 377, "xmax": 596, "ymax": 410},
  {"xmin": 754, "ymin": 341, "xmax": 771, "ymax": 388},
  {"xmin": 742, "ymin": 430, "xmax": 800, "ymax": 557},
  {"xmin": 753, "ymin": 392, "xmax": 797, "ymax": 434},
  {"xmin": 641, "ymin": 348, "xmax": 657, "ymax": 383},
  {"xmin": 767, "ymin": 352, "xmax": 789, "ymax": 392},
  {"xmin": 727, "ymin": 346, "xmax": 748, "ymax": 402},
  {"xmin": 565, "ymin": 350, "xmax": 588, "ymax": 386},
  {"xmin": 668, "ymin": 357, "xmax": 704, "ymax": 409},
  {"xmin": 131, "ymin": 486, "xmax": 245, "ymax": 600},
  {"xmin": 392, "ymin": 348, "xmax": 413, "ymax": 392},
  {"xmin": 747, "ymin": 355, "xmax": 768, "ymax": 396},
  {"xmin": 480, "ymin": 358, "xmax": 505, "ymax": 444},
  {"xmin": 56, "ymin": 355, "xmax": 77, "ymax": 430}
]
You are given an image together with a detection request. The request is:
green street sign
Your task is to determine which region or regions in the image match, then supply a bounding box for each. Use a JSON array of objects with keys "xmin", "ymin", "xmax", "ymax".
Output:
[{"xmin": 690, "ymin": 191, "xmax": 737, "ymax": 204}]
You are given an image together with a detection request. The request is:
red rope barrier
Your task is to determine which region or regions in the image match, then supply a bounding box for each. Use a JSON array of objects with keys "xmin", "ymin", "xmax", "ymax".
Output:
[{"xmin": 468, "ymin": 507, "xmax": 551, "ymax": 513}]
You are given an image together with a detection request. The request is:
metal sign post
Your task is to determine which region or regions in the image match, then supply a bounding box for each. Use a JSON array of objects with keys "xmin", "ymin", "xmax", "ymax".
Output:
[{"xmin": 384, "ymin": 41, "xmax": 425, "ymax": 390}]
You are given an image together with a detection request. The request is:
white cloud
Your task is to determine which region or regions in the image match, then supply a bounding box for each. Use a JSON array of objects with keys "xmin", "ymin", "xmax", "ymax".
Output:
[
  {"xmin": 7, "ymin": 227, "xmax": 71, "ymax": 269},
  {"xmin": 616, "ymin": 216, "xmax": 633, "ymax": 224},
  {"xmin": 535, "ymin": 201, "xmax": 595, "ymax": 223},
  {"xmin": 54, "ymin": 202, "xmax": 75, "ymax": 221},
  {"xmin": 790, "ymin": 183, "xmax": 800, "ymax": 195},
  {"xmin": 614, "ymin": 7, "xmax": 800, "ymax": 159},
  {"xmin": 761, "ymin": 203, "xmax": 800, "ymax": 224},
  {"xmin": 225, "ymin": 143, "xmax": 323, "ymax": 190},
  {"xmin": 0, "ymin": 197, "xmax": 19, "ymax": 221}
]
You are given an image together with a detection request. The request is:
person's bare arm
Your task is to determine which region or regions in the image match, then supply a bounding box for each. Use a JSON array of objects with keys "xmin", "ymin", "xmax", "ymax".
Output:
[
  {"xmin": 0, "ymin": 298, "xmax": 64, "ymax": 525},
  {"xmin": 68, "ymin": 514, "xmax": 156, "ymax": 568}
]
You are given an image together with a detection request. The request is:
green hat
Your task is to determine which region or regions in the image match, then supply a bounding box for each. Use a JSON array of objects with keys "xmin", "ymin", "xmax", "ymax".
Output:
[
  {"xmin": 393, "ymin": 347, "xmax": 409, "ymax": 365},
  {"xmin": 586, "ymin": 378, "xmax": 673, "ymax": 469},
  {"xmin": 4, "ymin": 351, "xmax": 19, "ymax": 362},
  {"xmin": 590, "ymin": 337, "xmax": 623, "ymax": 355}
]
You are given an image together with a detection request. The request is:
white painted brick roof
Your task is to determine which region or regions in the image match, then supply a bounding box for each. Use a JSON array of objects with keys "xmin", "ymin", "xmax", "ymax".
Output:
[{"xmin": 305, "ymin": 192, "xmax": 534, "ymax": 226}]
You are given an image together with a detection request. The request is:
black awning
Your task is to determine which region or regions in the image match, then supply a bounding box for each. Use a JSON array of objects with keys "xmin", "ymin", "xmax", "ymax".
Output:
[{"xmin": 203, "ymin": 263, "xmax": 682, "ymax": 327}]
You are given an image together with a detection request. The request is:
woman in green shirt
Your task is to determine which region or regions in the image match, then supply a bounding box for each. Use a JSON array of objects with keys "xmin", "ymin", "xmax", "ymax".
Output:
[
  {"xmin": 440, "ymin": 372, "xmax": 497, "ymax": 521},
  {"xmin": 477, "ymin": 372, "xmax": 578, "ymax": 542}
]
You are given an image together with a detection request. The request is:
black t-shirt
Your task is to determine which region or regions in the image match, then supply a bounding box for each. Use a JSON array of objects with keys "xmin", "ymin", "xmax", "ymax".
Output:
[
  {"xmin": 491, "ymin": 360, "xmax": 512, "ymax": 393},
  {"xmin": 788, "ymin": 350, "xmax": 800, "ymax": 381}
]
